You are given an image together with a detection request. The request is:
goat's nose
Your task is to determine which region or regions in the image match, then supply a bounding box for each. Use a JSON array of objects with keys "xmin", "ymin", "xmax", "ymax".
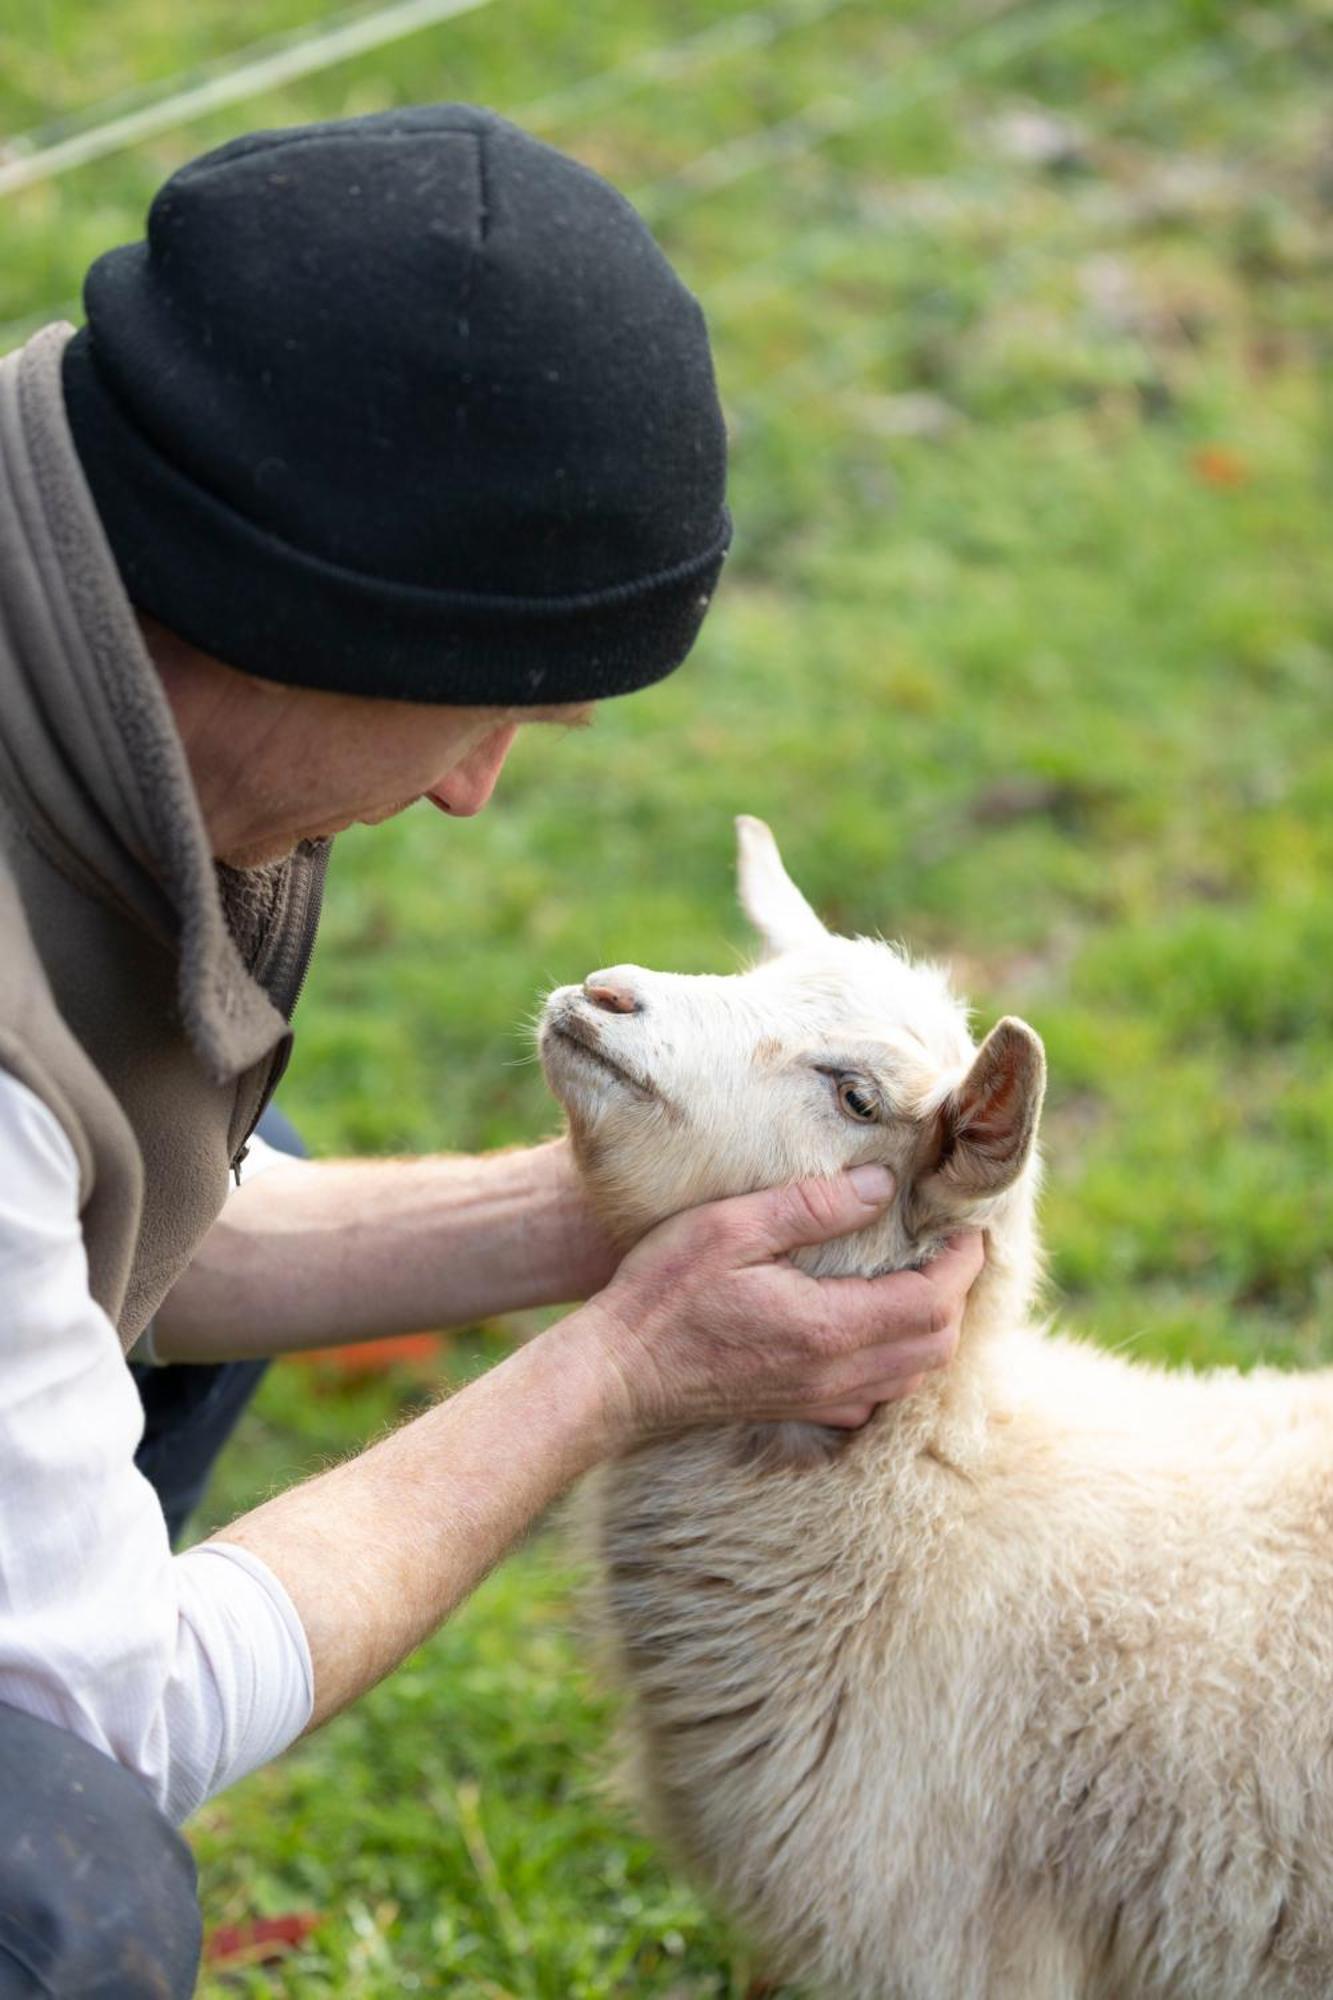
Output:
[{"xmin": 583, "ymin": 969, "xmax": 643, "ymax": 1015}]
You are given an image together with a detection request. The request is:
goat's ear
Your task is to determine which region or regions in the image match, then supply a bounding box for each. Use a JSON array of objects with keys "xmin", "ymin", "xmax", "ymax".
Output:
[
  {"xmin": 919, "ymin": 1017, "xmax": 1045, "ymax": 1213},
  {"xmin": 736, "ymin": 815, "xmax": 827, "ymax": 956}
]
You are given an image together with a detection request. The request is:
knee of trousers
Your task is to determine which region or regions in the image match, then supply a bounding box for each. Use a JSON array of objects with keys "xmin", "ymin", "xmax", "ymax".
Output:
[{"xmin": 0, "ymin": 1705, "xmax": 201, "ymax": 1999}]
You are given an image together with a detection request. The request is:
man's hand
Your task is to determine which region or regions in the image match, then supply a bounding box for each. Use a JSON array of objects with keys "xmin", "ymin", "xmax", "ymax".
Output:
[{"xmin": 578, "ymin": 1167, "xmax": 984, "ymax": 1444}]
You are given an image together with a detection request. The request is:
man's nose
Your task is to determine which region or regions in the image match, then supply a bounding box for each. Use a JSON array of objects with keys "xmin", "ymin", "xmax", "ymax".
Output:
[
  {"xmin": 583, "ymin": 968, "xmax": 643, "ymax": 1015},
  {"xmin": 427, "ymin": 721, "xmax": 519, "ymax": 818}
]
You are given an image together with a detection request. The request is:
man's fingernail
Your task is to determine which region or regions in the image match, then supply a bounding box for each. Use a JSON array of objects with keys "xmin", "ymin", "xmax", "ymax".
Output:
[{"xmin": 848, "ymin": 1164, "xmax": 895, "ymax": 1204}]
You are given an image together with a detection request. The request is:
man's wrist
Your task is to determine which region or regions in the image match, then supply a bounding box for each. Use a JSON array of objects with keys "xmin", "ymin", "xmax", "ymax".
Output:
[
  {"xmin": 500, "ymin": 1137, "xmax": 618, "ymax": 1307},
  {"xmin": 535, "ymin": 1301, "xmax": 643, "ymax": 1463}
]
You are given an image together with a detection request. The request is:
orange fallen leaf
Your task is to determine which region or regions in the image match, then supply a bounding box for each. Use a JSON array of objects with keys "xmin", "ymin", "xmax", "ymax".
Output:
[
  {"xmin": 1190, "ymin": 444, "xmax": 1250, "ymax": 489},
  {"xmin": 205, "ymin": 1910, "xmax": 320, "ymax": 1967},
  {"xmin": 290, "ymin": 1332, "xmax": 446, "ymax": 1374}
]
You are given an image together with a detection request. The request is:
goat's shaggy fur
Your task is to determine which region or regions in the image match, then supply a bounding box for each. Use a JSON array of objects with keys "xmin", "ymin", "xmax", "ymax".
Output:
[{"xmin": 539, "ymin": 819, "xmax": 1333, "ymax": 2000}]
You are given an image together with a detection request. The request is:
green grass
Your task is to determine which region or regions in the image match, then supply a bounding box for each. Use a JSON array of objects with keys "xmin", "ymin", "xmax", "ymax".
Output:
[{"xmin": 5, "ymin": 0, "xmax": 1333, "ymax": 1989}]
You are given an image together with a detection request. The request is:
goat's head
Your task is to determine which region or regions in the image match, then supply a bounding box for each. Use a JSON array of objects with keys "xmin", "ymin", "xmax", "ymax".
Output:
[{"xmin": 539, "ymin": 817, "xmax": 1045, "ymax": 1282}]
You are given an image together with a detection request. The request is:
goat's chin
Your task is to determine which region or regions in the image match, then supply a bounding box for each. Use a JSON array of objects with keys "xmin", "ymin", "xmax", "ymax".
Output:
[{"xmin": 561, "ymin": 1121, "xmax": 669, "ymax": 1251}]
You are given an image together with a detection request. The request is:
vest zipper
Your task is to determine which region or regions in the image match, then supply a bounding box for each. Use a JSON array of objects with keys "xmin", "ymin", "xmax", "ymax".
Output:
[
  {"xmin": 268, "ymin": 839, "xmax": 331, "ymax": 1024},
  {"xmin": 229, "ymin": 840, "xmax": 331, "ymax": 1176}
]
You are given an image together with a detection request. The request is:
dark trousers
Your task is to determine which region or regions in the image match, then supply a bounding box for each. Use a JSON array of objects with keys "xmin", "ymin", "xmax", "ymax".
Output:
[
  {"xmin": 0, "ymin": 1106, "xmax": 306, "ymax": 1996},
  {"xmin": 0, "ymin": 1706, "xmax": 202, "ymax": 1998}
]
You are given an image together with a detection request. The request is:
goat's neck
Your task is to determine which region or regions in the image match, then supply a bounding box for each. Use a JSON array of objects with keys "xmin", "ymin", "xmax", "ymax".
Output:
[{"xmin": 958, "ymin": 1175, "xmax": 1043, "ymax": 1350}]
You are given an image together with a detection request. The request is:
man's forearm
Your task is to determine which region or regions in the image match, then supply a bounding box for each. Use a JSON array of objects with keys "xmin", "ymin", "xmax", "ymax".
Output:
[
  {"xmin": 211, "ymin": 1309, "xmax": 624, "ymax": 1728},
  {"xmin": 154, "ymin": 1139, "xmax": 613, "ymax": 1362}
]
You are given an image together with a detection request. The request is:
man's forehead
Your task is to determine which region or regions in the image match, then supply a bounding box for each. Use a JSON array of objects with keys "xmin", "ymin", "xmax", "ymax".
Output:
[{"xmin": 516, "ymin": 701, "xmax": 596, "ymax": 727}]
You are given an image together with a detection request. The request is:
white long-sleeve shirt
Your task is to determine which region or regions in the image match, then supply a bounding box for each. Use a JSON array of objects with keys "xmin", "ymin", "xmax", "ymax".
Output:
[{"xmin": 0, "ymin": 1067, "xmax": 313, "ymax": 1823}]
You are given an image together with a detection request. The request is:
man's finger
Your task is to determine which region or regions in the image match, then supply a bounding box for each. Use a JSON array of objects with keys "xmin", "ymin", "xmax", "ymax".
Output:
[
  {"xmin": 726, "ymin": 1167, "xmax": 897, "ymax": 1262},
  {"xmin": 802, "ymin": 1403, "xmax": 876, "ymax": 1429},
  {"xmin": 835, "ymin": 1334, "xmax": 957, "ymax": 1391},
  {"xmin": 801, "ymin": 1374, "xmax": 926, "ymax": 1426},
  {"xmin": 924, "ymin": 1230, "xmax": 987, "ymax": 1293},
  {"xmin": 805, "ymin": 1230, "xmax": 985, "ymax": 1353}
]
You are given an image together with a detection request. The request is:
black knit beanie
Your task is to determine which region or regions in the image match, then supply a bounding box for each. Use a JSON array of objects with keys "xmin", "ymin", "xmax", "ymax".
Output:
[{"xmin": 61, "ymin": 104, "xmax": 731, "ymax": 705}]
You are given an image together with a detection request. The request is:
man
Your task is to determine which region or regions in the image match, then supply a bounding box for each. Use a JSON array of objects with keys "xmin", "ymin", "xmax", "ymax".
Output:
[{"xmin": 0, "ymin": 104, "xmax": 981, "ymax": 1996}]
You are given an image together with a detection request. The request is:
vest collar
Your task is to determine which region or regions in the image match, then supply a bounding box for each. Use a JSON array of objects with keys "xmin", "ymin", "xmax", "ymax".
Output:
[{"xmin": 0, "ymin": 325, "xmax": 291, "ymax": 1083}]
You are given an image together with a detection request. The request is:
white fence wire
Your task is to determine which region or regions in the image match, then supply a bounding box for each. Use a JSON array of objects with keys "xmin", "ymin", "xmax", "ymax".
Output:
[
  {"xmin": 1, "ymin": 0, "xmax": 871, "ymax": 200},
  {"xmin": 0, "ymin": 0, "xmax": 494, "ymax": 197}
]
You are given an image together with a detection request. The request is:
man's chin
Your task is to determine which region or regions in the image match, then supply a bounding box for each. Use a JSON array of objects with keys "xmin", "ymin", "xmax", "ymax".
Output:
[
  {"xmin": 355, "ymin": 797, "xmax": 420, "ymax": 828},
  {"xmin": 215, "ymin": 798, "xmax": 423, "ymax": 865},
  {"xmin": 215, "ymin": 835, "xmax": 304, "ymax": 868}
]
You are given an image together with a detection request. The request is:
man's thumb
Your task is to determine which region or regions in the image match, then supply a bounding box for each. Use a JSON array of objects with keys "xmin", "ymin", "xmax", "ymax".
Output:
[{"xmin": 750, "ymin": 1166, "xmax": 896, "ymax": 1257}]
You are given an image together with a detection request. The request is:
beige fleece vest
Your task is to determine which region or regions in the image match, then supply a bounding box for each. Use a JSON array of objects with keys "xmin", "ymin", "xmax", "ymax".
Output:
[{"xmin": 0, "ymin": 326, "xmax": 328, "ymax": 1350}]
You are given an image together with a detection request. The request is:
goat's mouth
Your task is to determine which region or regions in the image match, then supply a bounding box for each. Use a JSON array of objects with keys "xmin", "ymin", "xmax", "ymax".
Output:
[{"xmin": 542, "ymin": 1011, "xmax": 658, "ymax": 1102}]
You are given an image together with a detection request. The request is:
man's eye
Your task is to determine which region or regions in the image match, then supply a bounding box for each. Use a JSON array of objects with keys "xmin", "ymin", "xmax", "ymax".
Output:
[{"xmin": 836, "ymin": 1078, "xmax": 878, "ymax": 1123}]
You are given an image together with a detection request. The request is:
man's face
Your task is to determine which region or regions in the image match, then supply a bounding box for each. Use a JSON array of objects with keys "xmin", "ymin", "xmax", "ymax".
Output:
[
  {"xmin": 140, "ymin": 612, "xmax": 592, "ymax": 866},
  {"xmin": 222, "ymin": 693, "xmax": 592, "ymax": 866}
]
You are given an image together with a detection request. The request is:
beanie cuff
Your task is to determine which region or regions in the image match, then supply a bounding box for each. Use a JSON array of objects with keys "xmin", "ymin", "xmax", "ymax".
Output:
[{"xmin": 62, "ymin": 330, "xmax": 731, "ymax": 707}]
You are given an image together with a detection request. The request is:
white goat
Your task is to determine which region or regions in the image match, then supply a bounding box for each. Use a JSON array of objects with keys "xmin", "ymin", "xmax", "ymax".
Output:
[{"xmin": 539, "ymin": 817, "xmax": 1333, "ymax": 2000}]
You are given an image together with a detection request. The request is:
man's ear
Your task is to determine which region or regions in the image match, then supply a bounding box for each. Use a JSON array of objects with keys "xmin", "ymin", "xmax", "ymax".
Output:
[
  {"xmin": 919, "ymin": 1017, "xmax": 1046, "ymax": 1214},
  {"xmin": 735, "ymin": 815, "xmax": 828, "ymax": 956}
]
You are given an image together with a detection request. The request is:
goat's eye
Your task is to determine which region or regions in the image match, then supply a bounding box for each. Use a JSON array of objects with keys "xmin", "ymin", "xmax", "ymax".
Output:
[{"xmin": 837, "ymin": 1078, "xmax": 879, "ymax": 1123}]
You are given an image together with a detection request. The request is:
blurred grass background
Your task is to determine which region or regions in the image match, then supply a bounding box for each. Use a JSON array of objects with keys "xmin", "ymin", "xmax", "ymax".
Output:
[{"xmin": 4, "ymin": 0, "xmax": 1332, "ymax": 1990}]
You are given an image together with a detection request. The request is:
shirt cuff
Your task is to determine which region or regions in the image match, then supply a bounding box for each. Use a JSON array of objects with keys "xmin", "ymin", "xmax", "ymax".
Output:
[{"xmin": 165, "ymin": 1541, "xmax": 315, "ymax": 1823}]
